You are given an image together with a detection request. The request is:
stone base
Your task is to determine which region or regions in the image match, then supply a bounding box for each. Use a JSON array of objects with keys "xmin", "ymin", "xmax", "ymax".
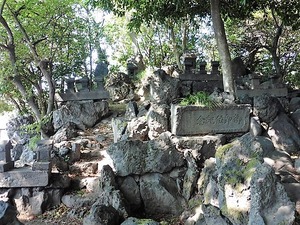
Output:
[
  {"xmin": 0, "ymin": 167, "xmax": 50, "ymax": 187},
  {"xmin": 32, "ymin": 162, "xmax": 52, "ymax": 172},
  {"xmin": 171, "ymin": 104, "xmax": 251, "ymax": 136},
  {"xmin": 236, "ymin": 88, "xmax": 288, "ymax": 98},
  {"xmin": 55, "ymin": 90, "xmax": 110, "ymax": 102},
  {"xmin": 0, "ymin": 161, "xmax": 14, "ymax": 172}
]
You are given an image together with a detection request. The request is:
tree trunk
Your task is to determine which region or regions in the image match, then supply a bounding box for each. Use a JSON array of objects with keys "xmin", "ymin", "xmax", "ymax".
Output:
[
  {"xmin": 170, "ymin": 27, "xmax": 183, "ymax": 70},
  {"xmin": 210, "ymin": 0, "xmax": 235, "ymax": 96}
]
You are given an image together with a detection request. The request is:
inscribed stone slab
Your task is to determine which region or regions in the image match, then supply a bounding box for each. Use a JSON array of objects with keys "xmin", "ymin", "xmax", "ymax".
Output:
[{"xmin": 171, "ymin": 104, "xmax": 250, "ymax": 136}]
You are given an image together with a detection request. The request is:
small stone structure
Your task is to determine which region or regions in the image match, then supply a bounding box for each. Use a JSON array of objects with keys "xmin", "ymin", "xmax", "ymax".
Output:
[
  {"xmin": 180, "ymin": 54, "xmax": 288, "ymax": 98},
  {"xmin": 180, "ymin": 54, "xmax": 222, "ymax": 95},
  {"xmin": 0, "ymin": 140, "xmax": 51, "ymax": 188},
  {"xmin": 171, "ymin": 104, "xmax": 251, "ymax": 136},
  {"xmin": 56, "ymin": 75, "xmax": 110, "ymax": 102}
]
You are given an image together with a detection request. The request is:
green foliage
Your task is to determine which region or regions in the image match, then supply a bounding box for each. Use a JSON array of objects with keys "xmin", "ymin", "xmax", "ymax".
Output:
[
  {"xmin": 179, "ymin": 91, "xmax": 221, "ymax": 109},
  {"xmin": 0, "ymin": 100, "xmax": 13, "ymax": 114},
  {"xmin": 28, "ymin": 135, "xmax": 41, "ymax": 151}
]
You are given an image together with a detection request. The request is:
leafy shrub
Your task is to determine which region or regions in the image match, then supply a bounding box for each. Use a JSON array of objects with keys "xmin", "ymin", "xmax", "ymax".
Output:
[{"xmin": 179, "ymin": 91, "xmax": 221, "ymax": 109}]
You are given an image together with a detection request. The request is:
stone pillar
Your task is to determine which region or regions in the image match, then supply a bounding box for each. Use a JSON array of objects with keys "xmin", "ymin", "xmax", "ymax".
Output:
[
  {"xmin": 94, "ymin": 77, "xmax": 105, "ymax": 90},
  {"xmin": 211, "ymin": 61, "xmax": 220, "ymax": 75},
  {"xmin": 0, "ymin": 140, "xmax": 14, "ymax": 172},
  {"xmin": 184, "ymin": 54, "xmax": 197, "ymax": 73},
  {"xmin": 66, "ymin": 78, "xmax": 75, "ymax": 93},
  {"xmin": 249, "ymin": 73, "xmax": 260, "ymax": 89},
  {"xmin": 199, "ymin": 61, "xmax": 207, "ymax": 75},
  {"xmin": 76, "ymin": 77, "xmax": 90, "ymax": 92},
  {"xmin": 32, "ymin": 139, "xmax": 53, "ymax": 172}
]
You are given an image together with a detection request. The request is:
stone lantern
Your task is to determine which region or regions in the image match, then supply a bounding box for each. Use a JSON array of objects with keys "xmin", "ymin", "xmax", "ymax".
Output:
[{"xmin": 211, "ymin": 61, "xmax": 220, "ymax": 75}]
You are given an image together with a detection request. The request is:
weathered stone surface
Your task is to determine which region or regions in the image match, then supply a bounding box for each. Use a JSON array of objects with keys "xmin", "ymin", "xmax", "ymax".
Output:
[
  {"xmin": 0, "ymin": 168, "xmax": 49, "ymax": 187},
  {"xmin": 121, "ymin": 217, "xmax": 160, "ymax": 225},
  {"xmin": 98, "ymin": 165, "xmax": 117, "ymax": 192},
  {"xmin": 289, "ymin": 97, "xmax": 300, "ymax": 113},
  {"xmin": 126, "ymin": 117, "xmax": 149, "ymax": 141},
  {"xmin": 191, "ymin": 134, "xmax": 295, "ymax": 225},
  {"xmin": 125, "ymin": 101, "xmax": 138, "ymax": 119},
  {"xmin": 107, "ymin": 139, "xmax": 185, "ymax": 176},
  {"xmin": 16, "ymin": 145, "xmax": 36, "ymax": 167},
  {"xmin": 83, "ymin": 204, "xmax": 120, "ymax": 225},
  {"xmin": 171, "ymin": 134, "xmax": 226, "ymax": 162},
  {"xmin": 149, "ymin": 69, "xmax": 180, "ymax": 104},
  {"xmin": 171, "ymin": 104, "xmax": 250, "ymax": 135},
  {"xmin": 182, "ymin": 151, "xmax": 199, "ymax": 201},
  {"xmin": 52, "ymin": 100, "xmax": 109, "ymax": 131},
  {"xmin": 0, "ymin": 201, "xmax": 24, "ymax": 225},
  {"xmin": 147, "ymin": 104, "xmax": 170, "ymax": 139},
  {"xmin": 250, "ymin": 116, "xmax": 262, "ymax": 136},
  {"xmin": 105, "ymin": 72, "xmax": 135, "ymax": 101},
  {"xmin": 111, "ymin": 118, "xmax": 127, "ymax": 143},
  {"xmin": 268, "ymin": 112, "xmax": 300, "ymax": 153},
  {"xmin": 51, "ymin": 122, "xmax": 77, "ymax": 143},
  {"xmin": 290, "ymin": 109, "xmax": 300, "ymax": 131},
  {"xmin": 140, "ymin": 173, "xmax": 186, "ymax": 216},
  {"xmin": 249, "ymin": 163, "xmax": 295, "ymax": 225},
  {"xmin": 117, "ymin": 176, "xmax": 142, "ymax": 212},
  {"xmin": 253, "ymin": 94, "xmax": 284, "ymax": 123}
]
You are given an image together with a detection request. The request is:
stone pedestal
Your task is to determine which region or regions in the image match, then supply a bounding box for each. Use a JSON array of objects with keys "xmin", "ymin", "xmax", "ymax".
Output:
[{"xmin": 32, "ymin": 139, "xmax": 53, "ymax": 172}]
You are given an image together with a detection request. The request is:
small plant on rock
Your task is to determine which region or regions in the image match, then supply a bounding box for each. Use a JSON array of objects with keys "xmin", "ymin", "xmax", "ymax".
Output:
[{"xmin": 179, "ymin": 91, "xmax": 221, "ymax": 109}]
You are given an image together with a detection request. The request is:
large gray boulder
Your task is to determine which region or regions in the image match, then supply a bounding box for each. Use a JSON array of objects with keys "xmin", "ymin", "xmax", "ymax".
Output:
[
  {"xmin": 149, "ymin": 69, "xmax": 180, "ymax": 104},
  {"xmin": 83, "ymin": 204, "xmax": 120, "ymax": 225},
  {"xmin": 268, "ymin": 112, "xmax": 300, "ymax": 154},
  {"xmin": 107, "ymin": 138, "xmax": 185, "ymax": 176},
  {"xmin": 105, "ymin": 72, "xmax": 136, "ymax": 101},
  {"xmin": 140, "ymin": 173, "xmax": 186, "ymax": 216},
  {"xmin": 147, "ymin": 103, "xmax": 170, "ymax": 139},
  {"xmin": 53, "ymin": 100, "xmax": 109, "ymax": 131},
  {"xmin": 187, "ymin": 133, "xmax": 295, "ymax": 225},
  {"xmin": 253, "ymin": 94, "xmax": 283, "ymax": 123}
]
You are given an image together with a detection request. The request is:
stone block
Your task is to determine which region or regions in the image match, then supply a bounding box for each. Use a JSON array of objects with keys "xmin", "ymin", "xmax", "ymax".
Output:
[
  {"xmin": 32, "ymin": 162, "xmax": 51, "ymax": 172},
  {"xmin": 0, "ymin": 162, "xmax": 14, "ymax": 172},
  {"xmin": 0, "ymin": 167, "xmax": 49, "ymax": 187},
  {"xmin": 55, "ymin": 90, "xmax": 110, "ymax": 102},
  {"xmin": 171, "ymin": 104, "xmax": 251, "ymax": 136},
  {"xmin": 36, "ymin": 148, "xmax": 51, "ymax": 161},
  {"xmin": 236, "ymin": 88, "xmax": 288, "ymax": 98}
]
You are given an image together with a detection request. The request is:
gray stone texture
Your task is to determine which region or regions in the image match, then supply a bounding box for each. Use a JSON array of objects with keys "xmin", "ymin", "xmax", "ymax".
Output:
[
  {"xmin": 52, "ymin": 100, "xmax": 109, "ymax": 131},
  {"xmin": 83, "ymin": 204, "xmax": 120, "ymax": 225},
  {"xmin": 121, "ymin": 217, "xmax": 160, "ymax": 225},
  {"xmin": 105, "ymin": 72, "xmax": 135, "ymax": 101},
  {"xmin": 126, "ymin": 117, "xmax": 149, "ymax": 141},
  {"xmin": 289, "ymin": 97, "xmax": 300, "ymax": 113},
  {"xmin": 171, "ymin": 104, "xmax": 250, "ymax": 135},
  {"xmin": 268, "ymin": 112, "xmax": 300, "ymax": 154},
  {"xmin": 111, "ymin": 118, "xmax": 127, "ymax": 143},
  {"xmin": 250, "ymin": 116, "xmax": 262, "ymax": 136},
  {"xmin": 147, "ymin": 103, "xmax": 170, "ymax": 139},
  {"xmin": 253, "ymin": 94, "xmax": 284, "ymax": 123},
  {"xmin": 107, "ymin": 139, "xmax": 185, "ymax": 176},
  {"xmin": 140, "ymin": 173, "xmax": 186, "ymax": 216},
  {"xmin": 290, "ymin": 108, "xmax": 300, "ymax": 131},
  {"xmin": 149, "ymin": 69, "xmax": 180, "ymax": 104},
  {"xmin": 117, "ymin": 176, "xmax": 142, "ymax": 212}
]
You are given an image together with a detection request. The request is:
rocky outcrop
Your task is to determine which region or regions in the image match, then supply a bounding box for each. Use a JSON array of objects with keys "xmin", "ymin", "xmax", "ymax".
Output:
[
  {"xmin": 107, "ymin": 138, "xmax": 185, "ymax": 176},
  {"xmin": 105, "ymin": 72, "xmax": 136, "ymax": 101},
  {"xmin": 53, "ymin": 100, "xmax": 109, "ymax": 131},
  {"xmin": 185, "ymin": 133, "xmax": 295, "ymax": 225}
]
